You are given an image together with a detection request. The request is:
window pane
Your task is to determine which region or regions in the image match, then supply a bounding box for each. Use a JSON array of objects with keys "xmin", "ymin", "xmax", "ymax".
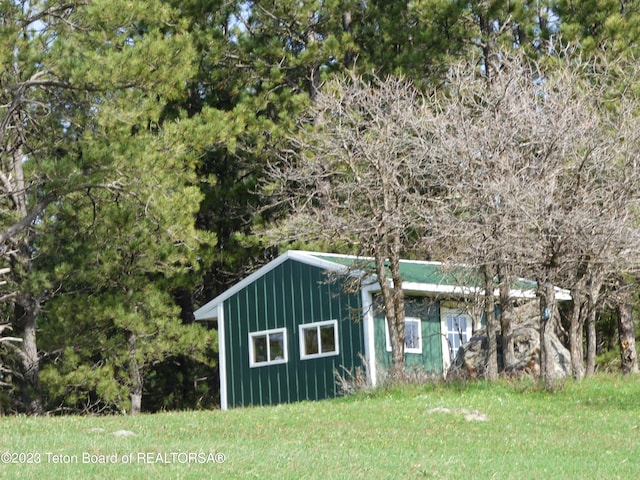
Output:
[
  {"xmin": 320, "ymin": 325, "xmax": 336, "ymax": 353},
  {"xmin": 445, "ymin": 311, "xmax": 471, "ymax": 360},
  {"xmin": 405, "ymin": 321, "xmax": 420, "ymax": 349},
  {"xmin": 457, "ymin": 317, "xmax": 468, "ymax": 341},
  {"xmin": 253, "ymin": 335, "xmax": 268, "ymax": 363},
  {"xmin": 269, "ymin": 332, "xmax": 285, "ymax": 361},
  {"xmin": 304, "ymin": 328, "xmax": 319, "ymax": 355},
  {"xmin": 446, "ymin": 316, "xmax": 454, "ymax": 332}
]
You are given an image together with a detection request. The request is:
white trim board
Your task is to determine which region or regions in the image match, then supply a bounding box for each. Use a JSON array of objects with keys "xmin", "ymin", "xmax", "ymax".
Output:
[
  {"xmin": 361, "ymin": 284, "xmax": 377, "ymax": 387},
  {"xmin": 216, "ymin": 303, "xmax": 228, "ymax": 411}
]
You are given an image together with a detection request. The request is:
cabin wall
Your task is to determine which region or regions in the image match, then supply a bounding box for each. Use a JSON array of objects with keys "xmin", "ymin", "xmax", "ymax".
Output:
[
  {"xmin": 223, "ymin": 259, "xmax": 364, "ymax": 408},
  {"xmin": 373, "ymin": 296, "xmax": 444, "ymax": 375}
]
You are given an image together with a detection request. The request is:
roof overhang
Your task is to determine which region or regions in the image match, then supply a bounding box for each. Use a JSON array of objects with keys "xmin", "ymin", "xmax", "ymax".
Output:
[{"xmin": 194, "ymin": 250, "xmax": 571, "ymax": 321}]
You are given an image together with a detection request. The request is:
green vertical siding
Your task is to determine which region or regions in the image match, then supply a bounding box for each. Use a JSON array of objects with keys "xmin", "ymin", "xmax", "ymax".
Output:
[
  {"xmin": 374, "ymin": 296, "xmax": 444, "ymax": 375},
  {"xmin": 224, "ymin": 259, "xmax": 364, "ymax": 408}
]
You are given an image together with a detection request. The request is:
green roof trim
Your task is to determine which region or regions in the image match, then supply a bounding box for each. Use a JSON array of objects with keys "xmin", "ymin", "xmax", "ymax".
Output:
[
  {"xmin": 306, "ymin": 252, "xmax": 541, "ymax": 293},
  {"xmin": 307, "ymin": 253, "xmax": 478, "ymax": 287}
]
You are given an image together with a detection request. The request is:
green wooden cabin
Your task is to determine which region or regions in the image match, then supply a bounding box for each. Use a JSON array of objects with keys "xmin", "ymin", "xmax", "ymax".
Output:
[{"xmin": 194, "ymin": 251, "xmax": 552, "ymax": 410}]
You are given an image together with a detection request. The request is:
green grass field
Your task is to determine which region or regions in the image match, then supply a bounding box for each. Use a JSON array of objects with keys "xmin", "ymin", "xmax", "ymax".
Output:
[{"xmin": 1, "ymin": 374, "xmax": 639, "ymax": 479}]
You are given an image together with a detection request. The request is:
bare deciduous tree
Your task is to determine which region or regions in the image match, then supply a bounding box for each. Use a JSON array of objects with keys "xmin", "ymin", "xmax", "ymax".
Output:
[
  {"xmin": 529, "ymin": 58, "xmax": 640, "ymax": 378},
  {"xmin": 430, "ymin": 53, "xmax": 640, "ymax": 384},
  {"xmin": 425, "ymin": 55, "xmax": 586, "ymax": 382},
  {"xmin": 269, "ymin": 74, "xmax": 440, "ymax": 380},
  {"xmin": 271, "ymin": 52, "xmax": 640, "ymax": 385}
]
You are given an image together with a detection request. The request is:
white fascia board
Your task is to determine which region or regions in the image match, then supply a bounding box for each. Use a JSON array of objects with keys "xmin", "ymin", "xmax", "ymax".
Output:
[
  {"xmin": 496, "ymin": 286, "xmax": 571, "ymax": 301},
  {"xmin": 295, "ymin": 253, "xmax": 572, "ymax": 301},
  {"xmin": 360, "ymin": 284, "xmax": 377, "ymax": 387},
  {"xmin": 400, "ymin": 282, "xmax": 480, "ymax": 297},
  {"xmin": 194, "ymin": 249, "xmax": 572, "ymax": 321},
  {"xmin": 364, "ymin": 280, "xmax": 481, "ymax": 297},
  {"xmin": 194, "ymin": 302, "xmax": 221, "ymax": 322},
  {"xmin": 216, "ymin": 303, "xmax": 228, "ymax": 411},
  {"xmin": 554, "ymin": 287, "xmax": 572, "ymax": 301},
  {"xmin": 365, "ymin": 281, "xmax": 571, "ymax": 302},
  {"xmin": 286, "ymin": 250, "xmax": 351, "ymax": 274}
]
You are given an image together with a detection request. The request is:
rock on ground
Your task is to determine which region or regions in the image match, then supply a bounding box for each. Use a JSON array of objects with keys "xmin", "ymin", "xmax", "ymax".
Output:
[{"xmin": 447, "ymin": 300, "xmax": 571, "ymax": 380}]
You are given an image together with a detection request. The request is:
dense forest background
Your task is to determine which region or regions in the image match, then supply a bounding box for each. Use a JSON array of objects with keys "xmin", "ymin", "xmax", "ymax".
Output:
[{"xmin": 1, "ymin": 0, "xmax": 640, "ymax": 414}]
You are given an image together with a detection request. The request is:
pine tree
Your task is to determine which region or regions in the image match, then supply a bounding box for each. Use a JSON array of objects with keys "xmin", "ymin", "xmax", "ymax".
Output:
[{"xmin": 0, "ymin": 0, "xmax": 199, "ymax": 413}]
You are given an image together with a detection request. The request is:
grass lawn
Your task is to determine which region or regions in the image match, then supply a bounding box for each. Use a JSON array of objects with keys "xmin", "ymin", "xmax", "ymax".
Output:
[{"xmin": 1, "ymin": 374, "xmax": 639, "ymax": 479}]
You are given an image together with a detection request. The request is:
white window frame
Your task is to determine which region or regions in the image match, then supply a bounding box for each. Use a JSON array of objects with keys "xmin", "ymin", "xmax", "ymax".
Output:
[
  {"xmin": 440, "ymin": 306, "xmax": 473, "ymax": 368},
  {"xmin": 248, "ymin": 328, "xmax": 288, "ymax": 368},
  {"xmin": 299, "ymin": 320, "xmax": 339, "ymax": 360},
  {"xmin": 385, "ymin": 317, "xmax": 423, "ymax": 354}
]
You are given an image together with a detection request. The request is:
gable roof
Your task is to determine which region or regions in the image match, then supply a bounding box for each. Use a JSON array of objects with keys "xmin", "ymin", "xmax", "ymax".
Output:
[
  {"xmin": 193, "ymin": 250, "xmax": 570, "ymax": 320},
  {"xmin": 194, "ymin": 250, "xmax": 345, "ymax": 320}
]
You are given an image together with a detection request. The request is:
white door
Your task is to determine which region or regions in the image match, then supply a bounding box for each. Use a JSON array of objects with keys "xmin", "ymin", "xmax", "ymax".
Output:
[{"xmin": 441, "ymin": 306, "xmax": 473, "ymax": 369}]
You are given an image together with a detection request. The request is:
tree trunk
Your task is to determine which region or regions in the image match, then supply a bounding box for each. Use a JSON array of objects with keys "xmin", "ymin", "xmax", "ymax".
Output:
[
  {"xmin": 569, "ymin": 281, "xmax": 586, "ymax": 380},
  {"xmin": 10, "ymin": 147, "xmax": 43, "ymax": 414},
  {"xmin": 306, "ymin": 10, "xmax": 321, "ymax": 102},
  {"xmin": 538, "ymin": 279, "xmax": 556, "ymax": 390},
  {"xmin": 614, "ymin": 278, "xmax": 638, "ymax": 374},
  {"xmin": 22, "ymin": 314, "xmax": 42, "ymax": 415},
  {"xmin": 389, "ymin": 231, "xmax": 406, "ymax": 382},
  {"xmin": 483, "ymin": 265, "xmax": 498, "ymax": 380},
  {"xmin": 130, "ymin": 389, "xmax": 142, "ymax": 416},
  {"xmin": 341, "ymin": 10, "xmax": 355, "ymax": 67},
  {"xmin": 127, "ymin": 332, "xmax": 143, "ymax": 415},
  {"xmin": 15, "ymin": 299, "xmax": 43, "ymax": 415},
  {"xmin": 583, "ymin": 271, "xmax": 604, "ymax": 376},
  {"xmin": 374, "ymin": 246, "xmax": 405, "ymax": 382},
  {"xmin": 498, "ymin": 265, "xmax": 515, "ymax": 372},
  {"xmin": 585, "ymin": 302, "xmax": 597, "ymax": 376}
]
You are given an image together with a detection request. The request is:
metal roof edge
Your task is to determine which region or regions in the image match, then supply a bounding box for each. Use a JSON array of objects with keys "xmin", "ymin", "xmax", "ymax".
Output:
[
  {"xmin": 308, "ymin": 251, "xmax": 446, "ymax": 268},
  {"xmin": 194, "ymin": 250, "xmax": 572, "ymax": 320},
  {"xmin": 286, "ymin": 250, "xmax": 352, "ymax": 273}
]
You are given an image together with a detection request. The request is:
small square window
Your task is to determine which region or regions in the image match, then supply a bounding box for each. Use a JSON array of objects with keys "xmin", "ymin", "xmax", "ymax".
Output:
[
  {"xmin": 299, "ymin": 320, "xmax": 339, "ymax": 359},
  {"xmin": 405, "ymin": 320, "xmax": 421, "ymax": 351},
  {"xmin": 249, "ymin": 328, "xmax": 287, "ymax": 367},
  {"xmin": 385, "ymin": 317, "xmax": 422, "ymax": 354}
]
